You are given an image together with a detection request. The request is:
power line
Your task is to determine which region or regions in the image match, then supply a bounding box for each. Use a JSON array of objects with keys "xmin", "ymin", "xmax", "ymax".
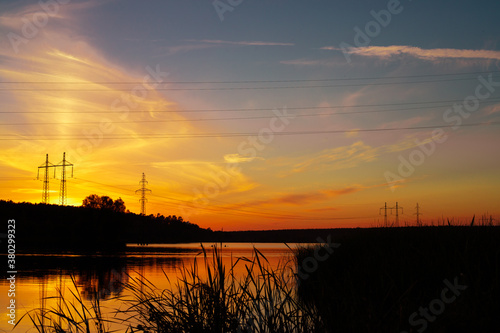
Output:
[
  {"xmin": 73, "ymin": 177, "xmax": 319, "ymax": 220},
  {"xmin": 1, "ymin": 76, "xmax": 498, "ymax": 92},
  {"xmin": 2, "ymin": 98, "xmax": 499, "ymax": 115},
  {"xmin": 3, "ymin": 101, "xmax": 500, "ymax": 127},
  {"xmin": 0, "ymin": 107, "xmax": 452, "ymax": 127},
  {"xmin": 74, "ymin": 177, "xmax": 322, "ymax": 219},
  {"xmin": 1, "ymin": 70, "xmax": 499, "ymax": 85},
  {"xmin": 75, "ymin": 177, "xmax": 302, "ymax": 219},
  {"xmin": 71, "ymin": 177, "xmax": 372, "ymax": 221},
  {"xmin": 149, "ymin": 190, "xmax": 369, "ymax": 221},
  {"xmin": 1, "ymin": 121, "xmax": 498, "ymax": 141}
]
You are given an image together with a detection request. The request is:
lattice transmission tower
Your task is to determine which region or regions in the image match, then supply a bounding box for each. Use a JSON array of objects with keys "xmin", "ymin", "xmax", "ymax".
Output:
[
  {"xmin": 136, "ymin": 173, "xmax": 151, "ymax": 215},
  {"xmin": 379, "ymin": 202, "xmax": 388, "ymax": 227},
  {"xmin": 54, "ymin": 152, "xmax": 74, "ymax": 205},
  {"xmin": 415, "ymin": 203, "xmax": 422, "ymax": 226},
  {"xmin": 391, "ymin": 202, "xmax": 403, "ymax": 227},
  {"xmin": 37, "ymin": 154, "xmax": 55, "ymax": 204}
]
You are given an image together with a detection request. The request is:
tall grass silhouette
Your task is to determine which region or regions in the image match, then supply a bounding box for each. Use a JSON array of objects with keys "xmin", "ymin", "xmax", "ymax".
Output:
[
  {"xmin": 122, "ymin": 245, "xmax": 322, "ymax": 332},
  {"xmin": 17, "ymin": 245, "xmax": 323, "ymax": 333},
  {"xmin": 16, "ymin": 276, "xmax": 114, "ymax": 333}
]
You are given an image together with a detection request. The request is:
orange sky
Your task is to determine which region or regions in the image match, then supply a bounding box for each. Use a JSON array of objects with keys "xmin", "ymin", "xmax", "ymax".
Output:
[{"xmin": 0, "ymin": 1, "xmax": 499, "ymax": 231}]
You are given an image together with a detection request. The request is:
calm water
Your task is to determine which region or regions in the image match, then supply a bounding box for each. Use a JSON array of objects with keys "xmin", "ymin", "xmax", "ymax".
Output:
[{"xmin": 0, "ymin": 243, "xmax": 303, "ymax": 332}]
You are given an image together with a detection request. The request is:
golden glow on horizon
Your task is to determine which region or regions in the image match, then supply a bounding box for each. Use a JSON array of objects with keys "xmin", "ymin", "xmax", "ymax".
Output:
[{"xmin": 0, "ymin": 7, "xmax": 498, "ymax": 231}]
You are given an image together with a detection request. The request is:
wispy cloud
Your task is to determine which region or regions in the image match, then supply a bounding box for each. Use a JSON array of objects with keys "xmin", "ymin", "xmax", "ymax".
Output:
[
  {"xmin": 271, "ymin": 188, "xmax": 357, "ymax": 205},
  {"xmin": 288, "ymin": 141, "xmax": 379, "ymax": 175},
  {"xmin": 280, "ymin": 58, "xmax": 348, "ymax": 67},
  {"xmin": 186, "ymin": 39, "xmax": 294, "ymax": 47},
  {"xmin": 276, "ymin": 134, "xmax": 437, "ymax": 177},
  {"xmin": 163, "ymin": 39, "xmax": 294, "ymax": 56},
  {"xmin": 224, "ymin": 153, "xmax": 264, "ymax": 164},
  {"xmin": 283, "ymin": 46, "xmax": 500, "ymax": 67},
  {"xmin": 0, "ymin": 20, "xmax": 190, "ymax": 176},
  {"xmin": 162, "ymin": 43, "xmax": 217, "ymax": 56},
  {"xmin": 379, "ymin": 115, "xmax": 435, "ymax": 130},
  {"xmin": 225, "ymin": 186, "xmax": 361, "ymax": 210},
  {"xmin": 0, "ymin": 0, "xmax": 112, "ymax": 28},
  {"xmin": 321, "ymin": 45, "xmax": 500, "ymax": 61},
  {"xmin": 151, "ymin": 160, "xmax": 258, "ymax": 196},
  {"xmin": 484, "ymin": 103, "xmax": 500, "ymax": 115}
]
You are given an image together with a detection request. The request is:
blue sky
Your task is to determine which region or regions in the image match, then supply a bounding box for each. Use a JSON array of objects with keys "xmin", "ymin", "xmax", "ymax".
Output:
[{"xmin": 0, "ymin": 0, "xmax": 499, "ymax": 230}]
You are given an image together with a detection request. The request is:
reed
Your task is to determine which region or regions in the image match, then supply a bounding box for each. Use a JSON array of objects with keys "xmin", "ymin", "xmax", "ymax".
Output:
[
  {"xmin": 121, "ymin": 245, "xmax": 322, "ymax": 332},
  {"xmin": 18, "ymin": 245, "xmax": 323, "ymax": 332},
  {"xmin": 16, "ymin": 275, "xmax": 118, "ymax": 333}
]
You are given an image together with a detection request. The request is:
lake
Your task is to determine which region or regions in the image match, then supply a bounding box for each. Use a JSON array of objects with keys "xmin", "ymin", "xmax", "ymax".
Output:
[{"xmin": 0, "ymin": 242, "xmax": 304, "ymax": 332}]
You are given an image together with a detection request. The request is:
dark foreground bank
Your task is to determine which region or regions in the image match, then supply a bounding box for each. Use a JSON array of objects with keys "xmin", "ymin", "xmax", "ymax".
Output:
[
  {"xmin": 5, "ymin": 225, "xmax": 499, "ymax": 332},
  {"xmin": 296, "ymin": 226, "xmax": 500, "ymax": 332}
]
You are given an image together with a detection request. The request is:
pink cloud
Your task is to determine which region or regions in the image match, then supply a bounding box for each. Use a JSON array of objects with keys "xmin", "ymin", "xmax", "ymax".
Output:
[
  {"xmin": 322, "ymin": 45, "xmax": 500, "ymax": 61},
  {"xmin": 225, "ymin": 186, "xmax": 361, "ymax": 210}
]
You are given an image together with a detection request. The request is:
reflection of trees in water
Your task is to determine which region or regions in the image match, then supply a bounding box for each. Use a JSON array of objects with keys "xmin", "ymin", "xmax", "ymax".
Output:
[
  {"xmin": 3, "ymin": 253, "xmax": 187, "ymax": 300},
  {"xmin": 76, "ymin": 266, "xmax": 129, "ymax": 300},
  {"xmin": 74, "ymin": 256, "xmax": 184, "ymax": 300}
]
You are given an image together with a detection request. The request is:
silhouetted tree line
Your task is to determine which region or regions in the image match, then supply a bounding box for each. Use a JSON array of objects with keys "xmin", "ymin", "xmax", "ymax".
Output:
[
  {"xmin": 82, "ymin": 194, "xmax": 126, "ymax": 213},
  {"xmin": 0, "ymin": 199, "xmax": 213, "ymax": 252}
]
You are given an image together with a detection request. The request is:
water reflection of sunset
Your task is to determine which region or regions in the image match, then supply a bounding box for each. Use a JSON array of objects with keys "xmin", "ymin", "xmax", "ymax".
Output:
[{"xmin": 0, "ymin": 243, "xmax": 296, "ymax": 332}]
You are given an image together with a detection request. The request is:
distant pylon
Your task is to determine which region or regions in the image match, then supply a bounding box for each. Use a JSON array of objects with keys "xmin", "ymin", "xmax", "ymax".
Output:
[
  {"xmin": 54, "ymin": 152, "xmax": 74, "ymax": 205},
  {"xmin": 391, "ymin": 202, "xmax": 403, "ymax": 227},
  {"xmin": 135, "ymin": 173, "xmax": 151, "ymax": 215},
  {"xmin": 37, "ymin": 154, "xmax": 55, "ymax": 204},
  {"xmin": 379, "ymin": 202, "xmax": 388, "ymax": 227},
  {"xmin": 415, "ymin": 203, "xmax": 422, "ymax": 226}
]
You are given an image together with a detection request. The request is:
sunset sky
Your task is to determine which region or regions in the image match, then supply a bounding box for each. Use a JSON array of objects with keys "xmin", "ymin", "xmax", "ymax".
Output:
[{"xmin": 1, "ymin": 0, "xmax": 499, "ymax": 230}]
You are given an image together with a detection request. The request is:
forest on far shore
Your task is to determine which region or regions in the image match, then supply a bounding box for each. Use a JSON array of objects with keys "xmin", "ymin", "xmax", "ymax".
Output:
[{"xmin": 0, "ymin": 199, "xmax": 213, "ymax": 251}]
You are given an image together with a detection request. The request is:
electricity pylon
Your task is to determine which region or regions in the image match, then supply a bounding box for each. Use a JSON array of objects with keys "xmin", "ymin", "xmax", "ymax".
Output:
[
  {"xmin": 54, "ymin": 152, "xmax": 73, "ymax": 205},
  {"xmin": 379, "ymin": 202, "xmax": 388, "ymax": 227},
  {"xmin": 136, "ymin": 173, "xmax": 151, "ymax": 215},
  {"xmin": 415, "ymin": 203, "xmax": 422, "ymax": 226},
  {"xmin": 37, "ymin": 154, "xmax": 55, "ymax": 204},
  {"xmin": 391, "ymin": 202, "xmax": 403, "ymax": 227}
]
